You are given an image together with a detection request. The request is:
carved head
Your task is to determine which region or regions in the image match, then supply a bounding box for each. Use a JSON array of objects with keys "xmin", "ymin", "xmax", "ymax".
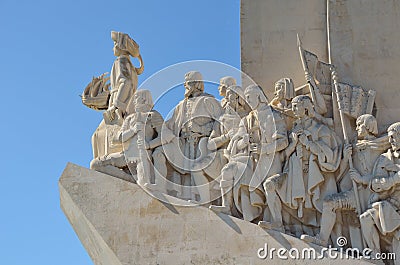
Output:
[
  {"xmin": 274, "ymin": 78, "xmax": 294, "ymax": 102},
  {"xmin": 244, "ymin": 85, "xmax": 268, "ymax": 110},
  {"xmin": 111, "ymin": 31, "xmax": 140, "ymax": 58},
  {"xmin": 226, "ymin": 85, "xmax": 245, "ymax": 110},
  {"xmin": 184, "ymin": 71, "xmax": 204, "ymax": 98},
  {"xmin": 387, "ymin": 122, "xmax": 400, "ymax": 151},
  {"xmin": 218, "ymin": 76, "xmax": 237, "ymax": 97},
  {"xmin": 134, "ymin": 90, "xmax": 153, "ymax": 112},
  {"xmin": 291, "ymin": 95, "xmax": 313, "ymax": 118},
  {"xmin": 356, "ymin": 114, "xmax": 378, "ymax": 139}
]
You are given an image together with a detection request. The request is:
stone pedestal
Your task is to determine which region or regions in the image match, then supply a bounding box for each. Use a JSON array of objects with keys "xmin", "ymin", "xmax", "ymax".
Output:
[{"xmin": 59, "ymin": 163, "xmax": 374, "ymax": 265}]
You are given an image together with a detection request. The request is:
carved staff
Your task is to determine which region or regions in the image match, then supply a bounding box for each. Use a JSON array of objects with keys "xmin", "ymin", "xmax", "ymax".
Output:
[{"xmin": 331, "ymin": 68, "xmax": 366, "ymax": 248}]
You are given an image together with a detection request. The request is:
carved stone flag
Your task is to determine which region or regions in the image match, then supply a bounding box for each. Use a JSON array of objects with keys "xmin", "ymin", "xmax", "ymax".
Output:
[{"xmin": 335, "ymin": 83, "xmax": 376, "ymax": 119}]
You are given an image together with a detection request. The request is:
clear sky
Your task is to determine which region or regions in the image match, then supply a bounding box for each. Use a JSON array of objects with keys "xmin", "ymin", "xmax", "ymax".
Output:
[{"xmin": 0, "ymin": 0, "xmax": 240, "ymax": 264}]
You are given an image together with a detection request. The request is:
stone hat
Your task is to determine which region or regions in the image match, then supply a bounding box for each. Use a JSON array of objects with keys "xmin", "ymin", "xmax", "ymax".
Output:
[
  {"xmin": 219, "ymin": 76, "xmax": 237, "ymax": 87},
  {"xmin": 184, "ymin": 71, "xmax": 203, "ymax": 82},
  {"xmin": 111, "ymin": 31, "xmax": 140, "ymax": 58},
  {"xmin": 226, "ymin": 85, "xmax": 244, "ymax": 99},
  {"xmin": 184, "ymin": 71, "xmax": 204, "ymax": 98},
  {"xmin": 275, "ymin": 78, "xmax": 294, "ymax": 100}
]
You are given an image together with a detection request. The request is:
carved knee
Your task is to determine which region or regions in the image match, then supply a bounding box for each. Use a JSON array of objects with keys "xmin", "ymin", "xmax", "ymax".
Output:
[
  {"xmin": 152, "ymin": 149, "xmax": 165, "ymax": 162},
  {"xmin": 220, "ymin": 179, "xmax": 233, "ymax": 189},
  {"xmin": 263, "ymin": 179, "xmax": 276, "ymax": 191},
  {"xmin": 221, "ymin": 171, "xmax": 234, "ymax": 183},
  {"xmin": 263, "ymin": 174, "xmax": 282, "ymax": 191},
  {"xmin": 359, "ymin": 210, "xmax": 374, "ymax": 225}
]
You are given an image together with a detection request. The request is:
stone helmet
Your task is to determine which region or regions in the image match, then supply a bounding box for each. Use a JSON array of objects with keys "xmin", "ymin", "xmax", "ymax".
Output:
[
  {"xmin": 184, "ymin": 71, "xmax": 204, "ymax": 98},
  {"xmin": 111, "ymin": 31, "xmax": 140, "ymax": 58}
]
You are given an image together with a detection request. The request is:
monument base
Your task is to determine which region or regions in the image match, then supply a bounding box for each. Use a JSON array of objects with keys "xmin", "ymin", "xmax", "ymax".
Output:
[{"xmin": 59, "ymin": 163, "xmax": 376, "ymax": 264}]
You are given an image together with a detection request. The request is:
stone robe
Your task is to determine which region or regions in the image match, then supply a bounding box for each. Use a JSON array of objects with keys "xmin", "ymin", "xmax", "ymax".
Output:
[
  {"xmin": 161, "ymin": 93, "xmax": 222, "ymax": 174},
  {"xmin": 278, "ymin": 117, "xmax": 341, "ymax": 226},
  {"xmin": 368, "ymin": 149, "xmax": 400, "ymax": 239},
  {"xmin": 228, "ymin": 107, "xmax": 288, "ymax": 221},
  {"xmin": 109, "ymin": 55, "xmax": 138, "ymax": 115}
]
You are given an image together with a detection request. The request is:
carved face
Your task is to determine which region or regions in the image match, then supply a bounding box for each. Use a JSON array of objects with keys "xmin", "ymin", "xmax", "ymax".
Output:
[
  {"xmin": 356, "ymin": 120, "xmax": 369, "ymax": 139},
  {"xmin": 218, "ymin": 84, "xmax": 227, "ymax": 97},
  {"xmin": 134, "ymin": 93, "xmax": 150, "ymax": 112},
  {"xmin": 292, "ymin": 101, "xmax": 306, "ymax": 118},
  {"xmin": 184, "ymin": 81, "xmax": 197, "ymax": 97},
  {"xmin": 245, "ymin": 91, "xmax": 259, "ymax": 110},
  {"xmin": 226, "ymin": 92, "xmax": 239, "ymax": 109},
  {"xmin": 113, "ymin": 41, "xmax": 121, "ymax": 56},
  {"xmin": 274, "ymin": 82, "xmax": 284, "ymax": 100},
  {"xmin": 388, "ymin": 130, "xmax": 400, "ymax": 151}
]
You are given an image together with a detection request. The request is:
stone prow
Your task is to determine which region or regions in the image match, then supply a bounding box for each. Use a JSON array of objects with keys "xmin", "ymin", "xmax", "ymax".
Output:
[{"xmin": 59, "ymin": 163, "xmax": 374, "ymax": 265}]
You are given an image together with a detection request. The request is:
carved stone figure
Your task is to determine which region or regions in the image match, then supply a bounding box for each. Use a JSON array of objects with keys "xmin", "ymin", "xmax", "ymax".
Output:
[
  {"xmin": 269, "ymin": 77, "xmax": 296, "ymax": 131},
  {"xmin": 105, "ymin": 31, "xmax": 144, "ymax": 120},
  {"xmin": 191, "ymin": 85, "xmax": 248, "ymax": 205},
  {"xmin": 151, "ymin": 71, "xmax": 222, "ymax": 200},
  {"xmin": 355, "ymin": 122, "xmax": 400, "ymax": 258},
  {"xmin": 270, "ymin": 78, "xmax": 295, "ymax": 112},
  {"xmin": 210, "ymin": 85, "xmax": 288, "ymax": 221},
  {"xmin": 218, "ymin": 76, "xmax": 237, "ymax": 108},
  {"xmin": 300, "ymin": 114, "xmax": 389, "ymax": 247},
  {"xmin": 90, "ymin": 90, "xmax": 163, "ymax": 185},
  {"xmin": 260, "ymin": 95, "xmax": 341, "ymax": 234},
  {"xmin": 91, "ymin": 31, "xmax": 144, "ymax": 161}
]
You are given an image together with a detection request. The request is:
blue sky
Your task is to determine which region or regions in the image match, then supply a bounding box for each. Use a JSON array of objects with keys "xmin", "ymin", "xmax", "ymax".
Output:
[{"xmin": 0, "ymin": 0, "xmax": 240, "ymax": 264}]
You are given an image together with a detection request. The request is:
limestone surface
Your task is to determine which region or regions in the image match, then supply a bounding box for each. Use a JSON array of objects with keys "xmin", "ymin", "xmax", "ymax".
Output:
[{"xmin": 59, "ymin": 163, "xmax": 374, "ymax": 265}]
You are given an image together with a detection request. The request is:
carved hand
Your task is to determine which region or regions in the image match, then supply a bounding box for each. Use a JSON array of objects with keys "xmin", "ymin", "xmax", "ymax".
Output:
[
  {"xmin": 298, "ymin": 134, "xmax": 309, "ymax": 146},
  {"xmin": 384, "ymin": 163, "xmax": 400, "ymax": 172},
  {"xmin": 371, "ymin": 177, "xmax": 392, "ymax": 192},
  {"xmin": 107, "ymin": 105, "xmax": 117, "ymax": 120},
  {"xmin": 133, "ymin": 122, "xmax": 144, "ymax": 133},
  {"xmin": 349, "ymin": 168, "xmax": 366, "ymax": 185},
  {"xmin": 137, "ymin": 138, "xmax": 149, "ymax": 149},
  {"xmin": 355, "ymin": 141, "xmax": 367, "ymax": 150},
  {"xmin": 368, "ymin": 193, "xmax": 380, "ymax": 208},
  {"xmin": 227, "ymin": 129, "xmax": 235, "ymax": 139},
  {"xmin": 331, "ymin": 70, "xmax": 338, "ymax": 82},
  {"xmin": 343, "ymin": 144, "xmax": 353, "ymax": 160},
  {"xmin": 250, "ymin": 143, "xmax": 260, "ymax": 154},
  {"xmin": 371, "ymin": 177, "xmax": 383, "ymax": 192},
  {"xmin": 305, "ymin": 72, "xmax": 312, "ymax": 83},
  {"xmin": 136, "ymin": 138, "xmax": 143, "ymax": 147},
  {"xmin": 290, "ymin": 131, "xmax": 299, "ymax": 144},
  {"xmin": 242, "ymin": 134, "xmax": 250, "ymax": 145}
]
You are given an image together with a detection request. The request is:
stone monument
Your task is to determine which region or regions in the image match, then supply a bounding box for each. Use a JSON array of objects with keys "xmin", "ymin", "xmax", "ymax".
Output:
[{"xmin": 60, "ymin": 2, "xmax": 400, "ymax": 264}]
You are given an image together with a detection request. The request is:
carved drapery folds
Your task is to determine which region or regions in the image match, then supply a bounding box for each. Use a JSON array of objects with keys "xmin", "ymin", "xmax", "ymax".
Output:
[{"xmin": 80, "ymin": 31, "xmax": 400, "ymax": 259}]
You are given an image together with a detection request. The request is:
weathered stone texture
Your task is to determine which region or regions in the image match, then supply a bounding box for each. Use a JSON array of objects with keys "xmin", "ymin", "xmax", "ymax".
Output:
[{"xmin": 60, "ymin": 163, "xmax": 373, "ymax": 265}]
